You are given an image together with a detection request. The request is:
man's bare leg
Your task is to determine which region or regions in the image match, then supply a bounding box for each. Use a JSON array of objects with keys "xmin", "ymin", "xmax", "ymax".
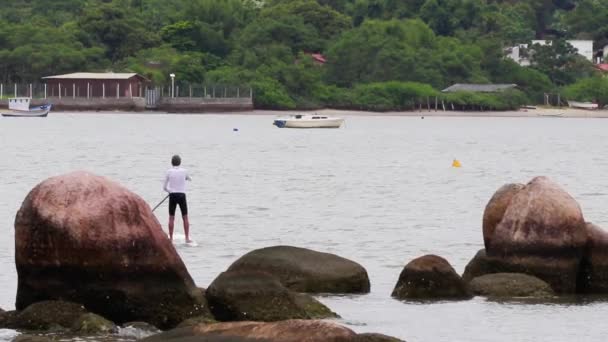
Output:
[
  {"xmin": 168, "ymin": 216, "xmax": 175, "ymax": 241},
  {"xmin": 183, "ymin": 215, "xmax": 191, "ymax": 243}
]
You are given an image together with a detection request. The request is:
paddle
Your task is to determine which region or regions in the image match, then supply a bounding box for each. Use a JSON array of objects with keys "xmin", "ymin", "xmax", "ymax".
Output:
[{"xmin": 152, "ymin": 194, "xmax": 170, "ymax": 212}]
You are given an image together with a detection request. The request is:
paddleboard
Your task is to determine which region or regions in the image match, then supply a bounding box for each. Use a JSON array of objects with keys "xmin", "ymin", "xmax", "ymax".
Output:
[{"xmin": 169, "ymin": 233, "xmax": 198, "ymax": 247}]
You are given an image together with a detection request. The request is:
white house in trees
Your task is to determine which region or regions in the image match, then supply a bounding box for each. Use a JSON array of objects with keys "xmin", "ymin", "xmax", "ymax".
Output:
[{"xmin": 506, "ymin": 40, "xmax": 594, "ymax": 66}]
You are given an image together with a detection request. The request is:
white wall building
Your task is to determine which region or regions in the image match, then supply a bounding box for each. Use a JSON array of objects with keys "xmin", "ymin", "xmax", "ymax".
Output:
[{"xmin": 506, "ymin": 40, "xmax": 594, "ymax": 66}]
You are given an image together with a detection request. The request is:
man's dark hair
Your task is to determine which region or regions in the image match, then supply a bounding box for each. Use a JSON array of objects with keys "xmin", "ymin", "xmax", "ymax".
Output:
[{"xmin": 171, "ymin": 155, "xmax": 181, "ymax": 166}]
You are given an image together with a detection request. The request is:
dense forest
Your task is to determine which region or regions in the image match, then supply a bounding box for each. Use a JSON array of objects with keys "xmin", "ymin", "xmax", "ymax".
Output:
[{"xmin": 1, "ymin": 0, "xmax": 608, "ymax": 110}]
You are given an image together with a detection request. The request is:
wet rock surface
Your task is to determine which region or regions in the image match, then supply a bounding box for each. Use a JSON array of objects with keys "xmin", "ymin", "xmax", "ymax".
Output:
[
  {"xmin": 392, "ymin": 255, "xmax": 471, "ymax": 300},
  {"xmin": 227, "ymin": 246, "xmax": 370, "ymax": 293},
  {"xmin": 14, "ymin": 171, "xmax": 206, "ymax": 328}
]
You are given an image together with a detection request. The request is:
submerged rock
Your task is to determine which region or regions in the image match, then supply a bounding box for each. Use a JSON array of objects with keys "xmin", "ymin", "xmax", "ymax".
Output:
[
  {"xmin": 176, "ymin": 315, "xmax": 217, "ymax": 328},
  {"xmin": 488, "ymin": 176, "xmax": 587, "ymax": 293},
  {"xmin": 13, "ymin": 336, "xmax": 53, "ymax": 342},
  {"xmin": 206, "ymin": 271, "xmax": 337, "ymax": 322},
  {"xmin": 7, "ymin": 301, "xmax": 87, "ymax": 331},
  {"xmin": 14, "ymin": 171, "xmax": 206, "ymax": 329},
  {"xmin": 469, "ymin": 273, "xmax": 554, "ymax": 298},
  {"xmin": 227, "ymin": 245, "xmax": 370, "ymax": 293},
  {"xmin": 392, "ymin": 255, "xmax": 471, "ymax": 300}
]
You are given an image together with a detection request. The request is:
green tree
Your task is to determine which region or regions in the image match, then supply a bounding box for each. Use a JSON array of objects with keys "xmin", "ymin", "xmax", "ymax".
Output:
[
  {"xmin": 261, "ymin": 0, "xmax": 352, "ymax": 41},
  {"xmin": 78, "ymin": 3, "xmax": 159, "ymax": 62},
  {"xmin": 529, "ymin": 39, "xmax": 596, "ymax": 85},
  {"xmin": 563, "ymin": 76, "xmax": 608, "ymax": 107},
  {"xmin": 160, "ymin": 20, "xmax": 230, "ymax": 56}
]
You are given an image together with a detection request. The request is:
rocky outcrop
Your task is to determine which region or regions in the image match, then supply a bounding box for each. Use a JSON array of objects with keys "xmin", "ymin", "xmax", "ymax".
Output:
[
  {"xmin": 392, "ymin": 255, "xmax": 471, "ymax": 300},
  {"xmin": 141, "ymin": 320, "xmax": 403, "ymax": 342},
  {"xmin": 462, "ymin": 249, "xmax": 515, "ymax": 283},
  {"xmin": 580, "ymin": 223, "xmax": 608, "ymax": 293},
  {"xmin": 227, "ymin": 246, "xmax": 370, "ymax": 293},
  {"xmin": 14, "ymin": 171, "xmax": 206, "ymax": 329},
  {"xmin": 485, "ymin": 176, "xmax": 587, "ymax": 293},
  {"xmin": 469, "ymin": 273, "xmax": 554, "ymax": 298},
  {"xmin": 482, "ymin": 183, "xmax": 523, "ymax": 250},
  {"xmin": 206, "ymin": 271, "xmax": 337, "ymax": 322}
]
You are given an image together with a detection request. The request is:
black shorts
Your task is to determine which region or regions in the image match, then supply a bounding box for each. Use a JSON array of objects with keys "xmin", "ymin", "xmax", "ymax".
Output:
[{"xmin": 169, "ymin": 193, "xmax": 188, "ymax": 216}]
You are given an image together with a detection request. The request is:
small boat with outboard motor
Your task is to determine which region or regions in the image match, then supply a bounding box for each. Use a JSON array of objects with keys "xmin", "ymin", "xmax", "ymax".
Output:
[{"xmin": 273, "ymin": 114, "xmax": 344, "ymax": 128}]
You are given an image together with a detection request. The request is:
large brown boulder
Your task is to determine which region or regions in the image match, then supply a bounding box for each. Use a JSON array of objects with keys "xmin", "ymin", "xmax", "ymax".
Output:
[
  {"xmin": 206, "ymin": 271, "xmax": 337, "ymax": 322},
  {"xmin": 391, "ymin": 255, "xmax": 471, "ymax": 300},
  {"xmin": 14, "ymin": 171, "xmax": 207, "ymax": 329},
  {"xmin": 580, "ymin": 223, "xmax": 608, "ymax": 293},
  {"xmin": 227, "ymin": 246, "xmax": 370, "ymax": 293},
  {"xmin": 488, "ymin": 176, "xmax": 587, "ymax": 293},
  {"xmin": 482, "ymin": 183, "xmax": 524, "ymax": 250},
  {"xmin": 141, "ymin": 320, "xmax": 404, "ymax": 342}
]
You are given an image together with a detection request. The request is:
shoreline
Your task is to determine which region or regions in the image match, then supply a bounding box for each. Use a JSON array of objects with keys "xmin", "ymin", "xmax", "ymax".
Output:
[{"xmin": 42, "ymin": 107, "xmax": 608, "ymax": 118}]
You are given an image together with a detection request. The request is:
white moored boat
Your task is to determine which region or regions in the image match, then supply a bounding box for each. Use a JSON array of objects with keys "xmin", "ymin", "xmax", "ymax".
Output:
[
  {"xmin": 567, "ymin": 101, "xmax": 598, "ymax": 110},
  {"xmin": 2, "ymin": 97, "xmax": 51, "ymax": 117},
  {"xmin": 2, "ymin": 97, "xmax": 51, "ymax": 118},
  {"xmin": 273, "ymin": 114, "xmax": 344, "ymax": 128}
]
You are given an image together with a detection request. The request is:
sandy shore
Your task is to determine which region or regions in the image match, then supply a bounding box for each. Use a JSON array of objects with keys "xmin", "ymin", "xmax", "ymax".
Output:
[
  {"xmin": 51, "ymin": 107, "xmax": 608, "ymax": 118},
  {"xmin": 265, "ymin": 107, "xmax": 608, "ymax": 118}
]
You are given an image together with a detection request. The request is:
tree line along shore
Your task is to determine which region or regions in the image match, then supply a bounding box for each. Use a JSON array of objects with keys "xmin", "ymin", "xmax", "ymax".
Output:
[{"xmin": 2, "ymin": 0, "xmax": 608, "ymax": 112}]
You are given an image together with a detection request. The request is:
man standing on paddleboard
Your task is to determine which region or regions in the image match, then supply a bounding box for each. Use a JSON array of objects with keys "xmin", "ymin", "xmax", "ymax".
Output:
[{"xmin": 163, "ymin": 155, "xmax": 192, "ymax": 242}]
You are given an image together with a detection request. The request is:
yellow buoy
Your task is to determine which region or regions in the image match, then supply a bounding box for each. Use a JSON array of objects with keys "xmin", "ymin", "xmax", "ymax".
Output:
[{"xmin": 452, "ymin": 159, "xmax": 462, "ymax": 168}]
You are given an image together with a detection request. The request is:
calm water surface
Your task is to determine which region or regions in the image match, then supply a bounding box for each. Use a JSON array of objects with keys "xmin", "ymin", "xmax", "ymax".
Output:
[{"xmin": 1, "ymin": 113, "xmax": 608, "ymax": 342}]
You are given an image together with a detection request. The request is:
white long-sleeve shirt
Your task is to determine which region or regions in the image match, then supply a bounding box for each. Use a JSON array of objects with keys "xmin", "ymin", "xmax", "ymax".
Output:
[{"xmin": 164, "ymin": 167, "xmax": 191, "ymax": 193}]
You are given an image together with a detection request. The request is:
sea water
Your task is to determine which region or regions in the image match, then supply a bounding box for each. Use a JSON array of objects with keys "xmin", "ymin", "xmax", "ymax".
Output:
[{"xmin": 1, "ymin": 113, "xmax": 608, "ymax": 341}]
